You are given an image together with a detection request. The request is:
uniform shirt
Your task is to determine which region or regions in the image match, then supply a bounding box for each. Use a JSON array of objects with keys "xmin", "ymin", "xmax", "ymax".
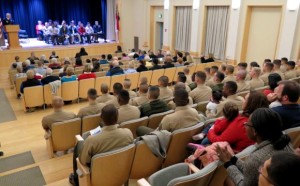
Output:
[
  {"xmin": 42, "ymin": 109, "xmax": 77, "ymax": 130},
  {"xmin": 273, "ymin": 70, "xmax": 285, "ymax": 80},
  {"xmin": 159, "ymin": 87, "xmax": 173, "ymax": 100},
  {"xmin": 248, "ymin": 78, "xmax": 264, "ymax": 89},
  {"xmin": 237, "ymin": 81, "xmax": 251, "ymax": 93},
  {"xmin": 77, "ymin": 102, "xmax": 105, "ymax": 118},
  {"xmin": 260, "ymin": 72, "xmax": 271, "ymax": 85},
  {"xmin": 214, "ymin": 95, "xmax": 245, "ymax": 118},
  {"xmin": 158, "ymin": 106, "xmax": 201, "ymax": 132},
  {"xmin": 125, "ymin": 89, "xmax": 137, "ymax": 99},
  {"xmin": 185, "ymin": 74, "xmax": 193, "ymax": 85},
  {"xmin": 79, "ymin": 124, "xmax": 133, "ymax": 165},
  {"xmin": 130, "ymin": 93, "xmax": 149, "ymax": 106},
  {"xmin": 105, "ymin": 96, "xmax": 120, "ymax": 108},
  {"xmin": 167, "ymin": 97, "xmax": 193, "ymax": 110},
  {"xmin": 117, "ymin": 104, "xmax": 141, "ymax": 124},
  {"xmin": 284, "ymin": 70, "xmax": 297, "ymax": 80},
  {"xmin": 223, "ymin": 75, "xmax": 236, "ymax": 83},
  {"xmin": 140, "ymin": 99, "xmax": 169, "ymax": 117},
  {"xmin": 96, "ymin": 93, "xmax": 114, "ymax": 103},
  {"xmin": 189, "ymin": 84, "xmax": 212, "ymax": 103}
]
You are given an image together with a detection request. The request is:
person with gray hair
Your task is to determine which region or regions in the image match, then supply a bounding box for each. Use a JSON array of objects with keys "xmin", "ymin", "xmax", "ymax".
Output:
[
  {"xmin": 48, "ymin": 57, "xmax": 61, "ymax": 69},
  {"xmin": 124, "ymin": 61, "xmax": 137, "ymax": 74},
  {"xmin": 106, "ymin": 59, "xmax": 124, "ymax": 76},
  {"xmin": 36, "ymin": 61, "xmax": 46, "ymax": 76},
  {"xmin": 41, "ymin": 68, "xmax": 60, "ymax": 85},
  {"xmin": 96, "ymin": 83, "xmax": 114, "ymax": 103},
  {"xmin": 20, "ymin": 70, "xmax": 42, "ymax": 93},
  {"xmin": 249, "ymin": 67, "xmax": 264, "ymax": 89},
  {"xmin": 236, "ymin": 70, "xmax": 250, "ymax": 93},
  {"xmin": 40, "ymin": 55, "xmax": 49, "ymax": 63}
]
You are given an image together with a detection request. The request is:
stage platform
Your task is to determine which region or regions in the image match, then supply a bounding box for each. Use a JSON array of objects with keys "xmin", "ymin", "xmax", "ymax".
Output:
[{"xmin": 0, "ymin": 38, "xmax": 120, "ymax": 67}]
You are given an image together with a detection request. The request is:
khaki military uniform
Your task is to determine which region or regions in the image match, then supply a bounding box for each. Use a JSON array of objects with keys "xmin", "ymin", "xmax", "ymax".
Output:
[
  {"xmin": 96, "ymin": 93, "xmax": 114, "ymax": 103},
  {"xmin": 167, "ymin": 97, "xmax": 193, "ymax": 110},
  {"xmin": 159, "ymin": 87, "xmax": 173, "ymax": 100},
  {"xmin": 189, "ymin": 84, "xmax": 212, "ymax": 103},
  {"xmin": 260, "ymin": 72, "xmax": 270, "ymax": 85},
  {"xmin": 214, "ymin": 95, "xmax": 245, "ymax": 118},
  {"xmin": 105, "ymin": 96, "xmax": 120, "ymax": 108},
  {"xmin": 223, "ymin": 75, "xmax": 236, "ymax": 83},
  {"xmin": 273, "ymin": 70, "xmax": 285, "ymax": 80},
  {"xmin": 77, "ymin": 102, "xmax": 106, "ymax": 118},
  {"xmin": 117, "ymin": 104, "xmax": 141, "ymax": 124},
  {"xmin": 237, "ymin": 81, "xmax": 251, "ymax": 93},
  {"xmin": 284, "ymin": 70, "xmax": 297, "ymax": 80},
  {"xmin": 130, "ymin": 93, "xmax": 149, "ymax": 106},
  {"xmin": 42, "ymin": 109, "xmax": 77, "ymax": 130},
  {"xmin": 249, "ymin": 78, "xmax": 265, "ymax": 89}
]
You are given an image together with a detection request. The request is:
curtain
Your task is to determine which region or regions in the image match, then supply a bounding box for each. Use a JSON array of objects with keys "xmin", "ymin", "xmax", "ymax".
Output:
[
  {"xmin": 175, "ymin": 6, "xmax": 192, "ymax": 52},
  {"xmin": 205, "ymin": 6, "xmax": 229, "ymax": 60},
  {"xmin": 0, "ymin": 0, "xmax": 106, "ymax": 38},
  {"xmin": 106, "ymin": 0, "xmax": 116, "ymax": 41}
]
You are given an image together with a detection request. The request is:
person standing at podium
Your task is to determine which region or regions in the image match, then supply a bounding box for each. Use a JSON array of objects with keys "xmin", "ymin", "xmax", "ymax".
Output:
[
  {"xmin": 0, "ymin": 17, "xmax": 5, "ymax": 46},
  {"xmin": 3, "ymin": 13, "xmax": 14, "ymax": 25}
]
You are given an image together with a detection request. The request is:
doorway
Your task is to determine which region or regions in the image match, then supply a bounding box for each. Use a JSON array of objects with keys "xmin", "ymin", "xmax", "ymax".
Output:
[{"xmin": 155, "ymin": 22, "xmax": 164, "ymax": 51}]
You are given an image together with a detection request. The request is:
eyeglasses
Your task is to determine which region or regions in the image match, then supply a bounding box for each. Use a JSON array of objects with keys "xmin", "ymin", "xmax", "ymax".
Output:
[
  {"xmin": 258, "ymin": 166, "xmax": 274, "ymax": 185},
  {"xmin": 243, "ymin": 122, "xmax": 254, "ymax": 128}
]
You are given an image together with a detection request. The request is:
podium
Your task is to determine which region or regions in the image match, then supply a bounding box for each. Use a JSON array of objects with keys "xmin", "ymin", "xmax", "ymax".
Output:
[{"xmin": 4, "ymin": 25, "xmax": 22, "ymax": 49}]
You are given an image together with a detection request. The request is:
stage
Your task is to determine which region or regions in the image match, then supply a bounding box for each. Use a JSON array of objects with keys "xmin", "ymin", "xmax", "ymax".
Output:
[{"xmin": 0, "ymin": 38, "xmax": 120, "ymax": 68}]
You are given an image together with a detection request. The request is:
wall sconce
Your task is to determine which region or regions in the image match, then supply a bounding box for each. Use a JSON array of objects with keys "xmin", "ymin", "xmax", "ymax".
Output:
[
  {"xmin": 287, "ymin": 0, "xmax": 300, "ymax": 11},
  {"xmin": 164, "ymin": 0, "xmax": 169, "ymax": 10},
  {"xmin": 193, "ymin": 0, "xmax": 200, "ymax": 10},
  {"xmin": 232, "ymin": 0, "xmax": 241, "ymax": 10}
]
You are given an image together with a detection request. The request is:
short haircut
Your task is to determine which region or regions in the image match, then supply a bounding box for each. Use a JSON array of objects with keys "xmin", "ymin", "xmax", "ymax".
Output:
[
  {"xmin": 220, "ymin": 64, "xmax": 226, "ymax": 72},
  {"xmin": 15, "ymin": 56, "xmax": 20, "ymax": 61},
  {"xmin": 107, "ymin": 54, "xmax": 113, "ymax": 60},
  {"xmin": 250, "ymin": 61, "xmax": 260, "ymax": 68},
  {"xmin": 118, "ymin": 89, "xmax": 130, "ymax": 104},
  {"xmin": 123, "ymin": 79, "xmax": 131, "ymax": 89},
  {"xmin": 225, "ymin": 81, "xmax": 238, "ymax": 94},
  {"xmin": 278, "ymin": 80, "xmax": 300, "ymax": 102},
  {"xmin": 158, "ymin": 76, "xmax": 169, "ymax": 87},
  {"xmin": 12, "ymin": 63, "xmax": 17, "ymax": 68},
  {"xmin": 139, "ymin": 83, "xmax": 149, "ymax": 94},
  {"xmin": 87, "ymin": 88, "xmax": 97, "ymax": 100},
  {"xmin": 212, "ymin": 90, "xmax": 223, "ymax": 102},
  {"xmin": 211, "ymin": 66, "xmax": 219, "ymax": 72},
  {"xmin": 195, "ymin": 71, "xmax": 206, "ymax": 81},
  {"xmin": 140, "ymin": 77, "xmax": 148, "ymax": 84},
  {"xmin": 101, "ymin": 104, "xmax": 118, "ymax": 126},
  {"xmin": 252, "ymin": 67, "xmax": 261, "ymax": 76},
  {"xmin": 174, "ymin": 82, "xmax": 186, "ymax": 91},
  {"xmin": 264, "ymin": 59, "xmax": 272, "ymax": 63},
  {"xmin": 287, "ymin": 61, "xmax": 296, "ymax": 69},
  {"xmin": 173, "ymin": 89, "xmax": 189, "ymax": 107},
  {"xmin": 46, "ymin": 68, "xmax": 53, "ymax": 75},
  {"xmin": 236, "ymin": 70, "xmax": 247, "ymax": 80},
  {"xmin": 101, "ymin": 54, "xmax": 106, "ymax": 59},
  {"xmin": 226, "ymin": 65, "xmax": 234, "ymax": 74},
  {"xmin": 177, "ymin": 73, "xmax": 187, "ymax": 83},
  {"xmin": 113, "ymin": 82, "xmax": 123, "ymax": 94},
  {"xmin": 237, "ymin": 62, "xmax": 248, "ymax": 69},
  {"xmin": 268, "ymin": 73, "xmax": 282, "ymax": 91},
  {"xmin": 223, "ymin": 102, "xmax": 239, "ymax": 122},
  {"xmin": 265, "ymin": 62, "xmax": 274, "ymax": 71},
  {"xmin": 281, "ymin": 57, "xmax": 288, "ymax": 63},
  {"xmin": 101, "ymin": 83, "xmax": 109, "ymax": 94},
  {"xmin": 26, "ymin": 70, "xmax": 35, "ymax": 79},
  {"xmin": 215, "ymin": 71, "xmax": 225, "ymax": 82},
  {"xmin": 273, "ymin": 59, "xmax": 281, "ymax": 67},
  {"xmin": 149, "ymin": 86, "xmax": 160, "ymax": 99},
  {"xmin": 183, "ymin": 67, "xmax": 190, "ymax": 74}
]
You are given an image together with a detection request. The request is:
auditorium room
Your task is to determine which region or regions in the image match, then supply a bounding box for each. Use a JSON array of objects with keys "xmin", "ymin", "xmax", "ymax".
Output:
[{"xmin": 0, "ymin": 0, "xmax": 300, "ymax": 185}]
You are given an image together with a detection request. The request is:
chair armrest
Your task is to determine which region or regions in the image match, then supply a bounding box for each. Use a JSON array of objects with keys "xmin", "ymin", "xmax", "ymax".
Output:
[
  {"xmin": 137, "ymin": 178, "xmax": 151, "ymax": 186},
  {"xmin": 76, "ymin": 135, "xmax": 84, "ymax": 142},
  {"xmin": 76, "ymin": 158, "xmax": 90, "ymax": 175},
  {"xmin": 187, "ymin": 163, "xmax": 200, "ymax": 173}
]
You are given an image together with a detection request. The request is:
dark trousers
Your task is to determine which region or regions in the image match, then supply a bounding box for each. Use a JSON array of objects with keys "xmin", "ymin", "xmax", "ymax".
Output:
[
  {"xmin": 136, "ymin": 126, "xmax": 155, "ymax": 137},
  {"xmin": 72, "ymin": 141, "xmax": 84, "ymax": 186},
  {"xmin": 51, "ymin": 35, "xmax": 59, "ymax": 45}
]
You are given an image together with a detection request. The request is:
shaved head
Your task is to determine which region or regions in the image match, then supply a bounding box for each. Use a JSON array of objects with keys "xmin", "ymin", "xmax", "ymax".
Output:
[
  {"xmin": 174, "ymin": 82, "xmax": 186, "ymax": 91},
  {"xmin": 139, "ymin": 83, "xmax": 149, "ymax": 94},
  {"xmin": 101, "ymin": 83, "xmax": 109, "ymax": 94},
  {"xmin": 52, "ymin": 96, "xmax": 64, "ymax": 110}
]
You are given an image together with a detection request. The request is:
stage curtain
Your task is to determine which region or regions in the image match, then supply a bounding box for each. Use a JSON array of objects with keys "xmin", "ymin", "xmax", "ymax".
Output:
[
  {"xmin": 0, "ymin": 0, "xmax": 106, "ymax": 38},
  {"xmin": 174, "ymin": 6, "xmax": 192, "ymax": 52},
  {"xmin": 106, "ymin": 0, "xmax": 116, "ymax": 41}
]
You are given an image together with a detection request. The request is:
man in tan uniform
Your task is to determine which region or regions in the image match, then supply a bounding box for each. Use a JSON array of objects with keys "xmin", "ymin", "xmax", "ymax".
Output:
[
  {"xmin": 105, "ymin": 83, "xmax": 123, "ymax": 108},
  {"xmin": 249, "ymin": 67, "xmax": 264, "ymax": 89},
  {"xmin": 123, "ymin": 79, "xmax": 137, "ymax": 99},
  {"xmin": 42, "ymin": 96, "xmax": 76, "ymax": 131},
  {"xmin": 117, "ymin": 90, "xmax": 140, "ymax": 124},
  {"xmin": 260, "ymin": 62, "xmax": 274, "ymax": 85},
  {"xmin": 189, "ymin": 71, "xmax": 212, "ymax": 103},
  {"xmin": 223, "ymin": 65, "xmax": 236, "ymax": 83},
  {"xmin": 206, "ymin": 66, "xmax": 218, "ymax": 87},
  {"xmin": 176, "ymin": 73, "xmax": 191, "ymax": 92},
  {"xmin": 210, "ymin": 71, "xmax": 225, "ymax": 92},
  {"xmin": 77, "ymin": 89, "xmax": 105, "ymax": 118},
  {"xmin": 280, "ymin": 57, "xmax": 288, "ymax": 73},
  {"xmin": 69, "ymin": 104, "xmax": 133, "ymax": 185},
  {"xmin": 236, "ymin": 62, "xmax": 250, "ymax": 81},
  {"xmin": 168, "ymin": 82, "xmax": 193, "ymax": 110},
  {"xmin": 236, "ymin": 70, "xmax": 250, "ymax": 93},
  {"xmin": 183, "ymin": 67, "xmax": 193, "ymax": 85},
  {"xmin": 96, "ymin": 83, "xmax": 114, "ymax": 103},
  {"xmin": 130, "ymin": 83, "xmax": 149, "ymax": 106},
  {"xmin": 158, "ymin": 75, "xmax": 173, "ymax": 100},
  {"xmin": 273, "ymin": 59, "xmax": 285, "ymax": 80},
  {"xmin": 213, "ymin": 81, "xmax": 244, "ymax": 118},
  {"xmin": 284, "ymin": 61, "xmax": 297, "ymax": 80}
]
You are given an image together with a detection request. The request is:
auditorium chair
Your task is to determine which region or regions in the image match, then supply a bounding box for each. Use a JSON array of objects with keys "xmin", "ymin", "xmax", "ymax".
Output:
[
  {"xmin": 76, "ymin": 143, "xmax": 135, "ymax": 186},
  {"xmin": 173, "ymin": 66, "xmax": 185, "ymax": 82},
  {"xmin": 95, "ymin": 76, "xmax": 111, "ymax": 96},
  {"xmin": 61, "ymin": 81, "xmax": 79, "ymax": 102},
  {"xmin": 81, "ymin": 114, "xmax": 102, "ymax": 134},
  {"xmin": 284, "ymin": 126, "xmax": 300, "ymax": 148},
  {"xmin": 195, "ymin": 63, "xmax": 206, "ymax": 72},
  {"xmin": 119, "ymin": 117, "xmax": 149, "ymax": 138},
  {"xmin": 139, "ymin": 71, "xmax": 153, "ymax": 85},
  {"xmin": 46, "ymin": 118, "xmax": 82, "ymax": 158},
  {"xmin": 147, "ymin": 110, "xmax": 175, "ymax": 129},
  {"xmin": 43, "ymin": 84, "xmax": 62, "ymax": 105},
  {"xmin": 23, "ymin": 86, "xmax": 44, "ymax": 111},
  {"xmin": 150, "ymin": 69, "xmax": 165, "ymax": 86},
  {"xmin": 196, "ymin": 101, "xmax": 209, "ymax": 115},
  {"xmin": 15, "ymin": 76, "xmax": 27, "ymax": 97},
  {"xmin": 187, "ymin": 64, "xmax": 196, "ymax": 75},
  {"xmin": 138, "ymin": 161, "xmax": 218, "ymax": 186},
  {"xmin": 79, "ymin": 78, "xmax": 96, "ymax": 100},
  {"xmin": 164, "ymin": 68, "xmax": 176, "ymax": 83},
  {"xmin": 163, "ymin": 122, "xmax": 205, "ymax": 168},
  {"xmin": 125, "ymin": 72, "xmax": 140, "ymax": 90},
  {"xmin": 129, "ymin": 140, "xmax": 164, "ymax": 180},
  {"xmin": 95, "ymin": 71, "xmax": 106, "ymax": 77},
  {"xmin": 109, "ymin": 74, "xmax": 126, "ymax": 92}
]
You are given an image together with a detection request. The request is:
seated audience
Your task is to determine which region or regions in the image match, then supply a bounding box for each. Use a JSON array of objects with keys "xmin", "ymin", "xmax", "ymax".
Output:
[
  {"xmin": 48, "ymin": 58, "xmax": 61, "ymax": 69},
  {"xmin": 106, "ymin": 60, "xmax": 124, "ymax": 76},
  {"xmin": 176, "ymin": 73, "xmax": 191, "ymax": 92},
  {"xmin": 205, "ymin": 90, "xmax": 223, "ymax": 117},
  {"xmin": 149, "ymin": 58, "xmax": 162, "ymax": 70},
  {"xmin": 167, "ymin": 82, "xmax": 193, "ymax": 110},
  {"xmin": 280, "ymin": 57, "xmax": 288, "ymax": 73},
  {"xmin": 270, "ymin": 80, "xmax": 300, "ymax": 130},
  {"xmin": 272, "ymin": 59, "xmax": 285, "ymax": 80},
  {"xmin": 41, "ymin": 68, "xmax": 60, "ymax": 85},
  {"xmin": 189, "ymin": 71, "xmax": 212, "ymax": 103},
  {"xmin": 49, "ymin": 51, "xmax": 59, "ymax": 60},
  {"xmin": 249, "ymin": 67, "xmax": 265, "ymax": 89},
  {"xmin": 27, "ymin": 52, "xmax": 39, "ymax": 64},
  {"xmin": 261, "ymin": 62, "xmax": 274, "ymax": 85},
  {"xmin": 40, "ymin": 55, "xmax": 49, "ymax": 64},
  {"xmin": 123, "ymin": 79, "xmax": 137, "ymax": 98},
  {"xmin": 175, "ymin": 57, "xmax": 184, "ymax": 67},
  {"xmin": 20, "ymin": 70, "xmax": 42, "ymax": 93},
  {"xmin": 61, "ymin": 67, "xmax": 77, "ymax": 83},
  {"xmin": 223, "ymin": 65, "xmax": 235, "ymax": 83},
  {"xmin": 78, "ymin": 64, "xmax": 96, "ymax": 80},
  {"xmin": 121, "ymin": 53, "xmax": 130, "ymax": 60},
  {"xmin": 163, "ymin": 56, "xmax": 175, "ymax": 69},
  {"xmin": 117, "ymin": 90, "xmax": 140, "ymax": 123},
  {"xmin": 139, "ymin": 86, "xmax": 169, "ymax": 117},
  {"xmin": 158, "ymin": 76, "xmax": 173, "ymax": 100},
  {"xmin": 115, "ymin": 45, "xmax": 122, "ymax": 53},
  {"xmin": 124, "ymin": 61, "xmax": 137, "ymax": 74},
  {"xmin": 216, "ymin": 108, "xmax": 294, "ymax": 186},
  {"xmin": 263, "ymin": 73, "xmax": 282, "ymax": 96},
  {"xmin": 74, "ymin": 58, "xmax": 83, "ymax": 67},
  {"xmin": 14, "ymin": 66, "xmax": 27, "ymax": 83},
  {"xmin": 250, "ymin": 61, "xmax": 260, "ymax": 70},
  {"xmin": 99, "ymin": 54, "xmax": 108, "ymax": 64},
  {"xmin": 130, "ymin": 83, "xmax": 149, "ymax": 106},
  {"xmin": 236, "ymin": 70, "xmax": 250, "ymax": 93},
  {"xmin": 258, "ymin": 151, "xmax": 300, "ymax": 186},
  {"xmin": 201, "ymin": 53, "xmax": 214, "ymax": 63},
  {"xmin": 77, "ymin": 89, "xmax": 105, "ymax": 118},
  {"xmin": 284, "ymin": 61, "xmax": 297, "ymax": 80},
  {"xmin": 210, "ymin": 71, "xmax": 225, "ymax": 91},
  {"xmin": 96, "ymin": 83, "xmax": 114, "ymax": 103},
  {"xmin": 236, "ymin": 62, "xmax": 250, "ymax": 81},
  {"xmin": 75, "ymin": 47, "xmax": 88, "ymax": 59},
  {"xmin": 42, "ymin": 96, "xmax": 76, "ymax": 131},
  {"xmin": 105, "ymin": 83, "xmax": 123, "ymax": 108},
  {"xmin": 183, "ymin": 67, "xmax": 193, "ymax": 85},
  {"xmin": 35, "ymin": 61, "xmax": 46, "ymax": 76},
  {"xmin": 136, "ymin": 60, "xmax": 148, "ymax": 72},
  {"xmin": 69, "ymin": 104, "xmax": 133, "ymax": 186}
]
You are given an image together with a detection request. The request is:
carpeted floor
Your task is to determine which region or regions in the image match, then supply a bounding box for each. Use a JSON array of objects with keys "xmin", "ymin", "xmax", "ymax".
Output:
[
  {"xmin": 0, "ymin": 166, "xmax": 46, "ymax": 186},
  {"xmin": 0, "ymin": 151, "xmax": 35, "ymax": 173},
  {"xmin": 0, "ymin": 88, "xmax": 16, "ymax": 123}
]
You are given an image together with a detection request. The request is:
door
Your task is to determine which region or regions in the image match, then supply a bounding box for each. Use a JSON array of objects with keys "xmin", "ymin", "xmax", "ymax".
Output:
[{"xmin": 155, "ymin": 22, "xmax": 164, "ymax": 51}]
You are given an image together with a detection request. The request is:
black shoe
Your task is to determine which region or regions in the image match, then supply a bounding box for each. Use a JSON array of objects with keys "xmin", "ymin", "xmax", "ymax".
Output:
[
  {"xmin": 0, "ymin": 151, "xmax": 3, "ymax": 156},
  {"xmin": 69, "ymin": 173, "xmax": 78, "ymax": 186}
]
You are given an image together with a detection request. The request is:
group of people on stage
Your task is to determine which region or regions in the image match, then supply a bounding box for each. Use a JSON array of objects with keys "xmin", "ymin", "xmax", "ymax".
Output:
[{"xmin": 36, "ymin": 20, "xmax": 104, "ymax": 45}]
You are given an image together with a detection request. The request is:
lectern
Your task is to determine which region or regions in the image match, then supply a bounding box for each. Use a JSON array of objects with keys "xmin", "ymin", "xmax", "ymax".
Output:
[{"xmin": 4, "ymin": 25, "xmax": 22, "ymax": 49}]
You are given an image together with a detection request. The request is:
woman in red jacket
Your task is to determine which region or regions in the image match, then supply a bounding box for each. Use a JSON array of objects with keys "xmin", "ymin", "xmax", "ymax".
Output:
[{"xmin": 78, "ymin": 64, "xmax": 96, "ymax": 80}]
